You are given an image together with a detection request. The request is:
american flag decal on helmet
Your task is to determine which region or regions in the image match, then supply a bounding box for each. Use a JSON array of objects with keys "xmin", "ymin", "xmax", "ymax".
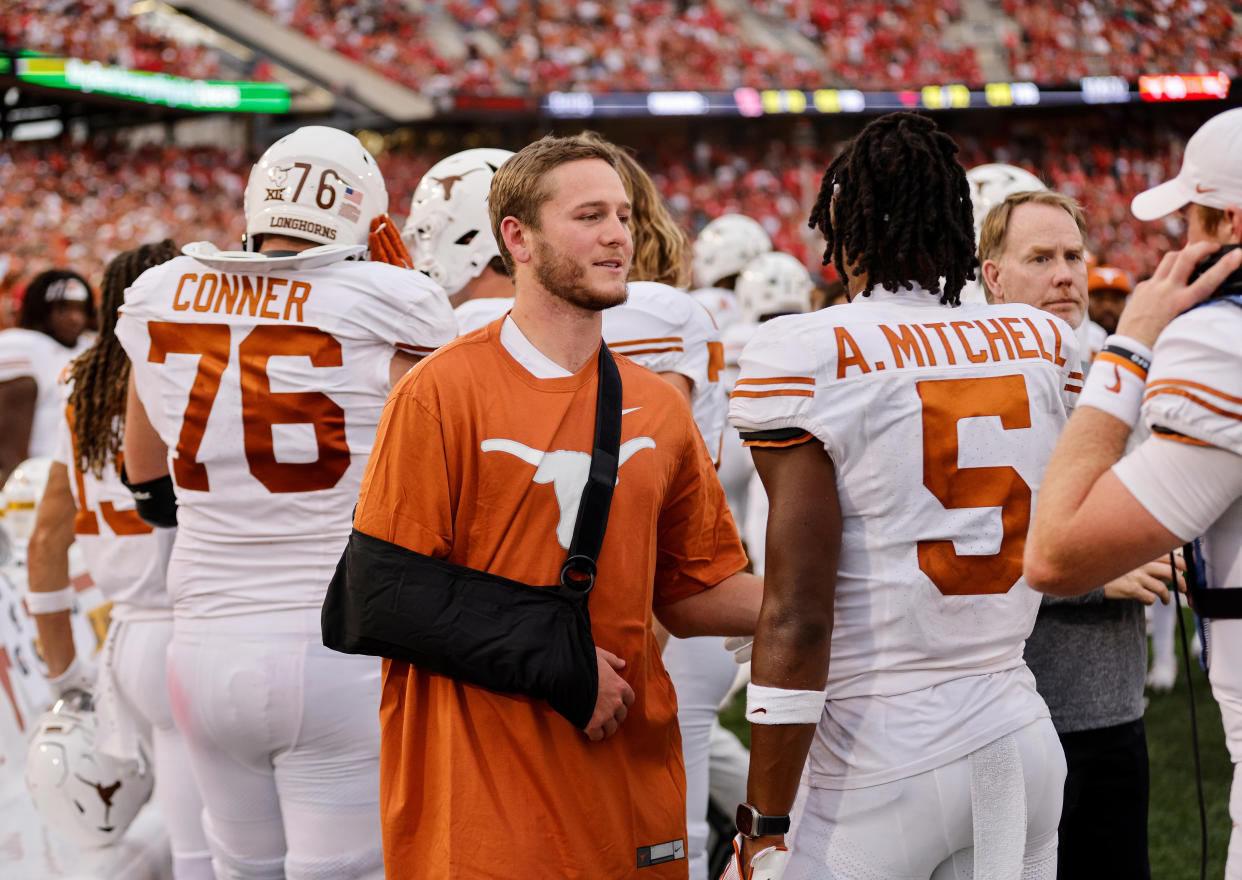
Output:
[{"xmin": 344, "ymin": 186, "xmax": 363, "ymax": 205}]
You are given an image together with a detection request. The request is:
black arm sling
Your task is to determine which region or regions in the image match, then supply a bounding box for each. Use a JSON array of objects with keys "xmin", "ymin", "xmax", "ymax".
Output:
[{"xmin": 322, "ymin": 343, "xmax": 622, "ymax": 730}]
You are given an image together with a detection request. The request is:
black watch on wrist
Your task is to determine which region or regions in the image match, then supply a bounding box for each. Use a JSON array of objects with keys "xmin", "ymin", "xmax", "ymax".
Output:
[{"xmin": 735, "ymin": 802, "xmax": 791, "ymax": 838}]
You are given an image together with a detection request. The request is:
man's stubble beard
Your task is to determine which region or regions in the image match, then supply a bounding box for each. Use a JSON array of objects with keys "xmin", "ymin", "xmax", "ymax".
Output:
[{"xmin": 533, "ymin": 236, "xmax": 628, "ymax": 312}]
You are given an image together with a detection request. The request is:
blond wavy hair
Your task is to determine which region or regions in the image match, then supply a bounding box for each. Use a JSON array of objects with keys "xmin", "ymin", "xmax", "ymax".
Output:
[{"xmin": 580, "ymin": 132, "xmax": 690, "ymax": 288}]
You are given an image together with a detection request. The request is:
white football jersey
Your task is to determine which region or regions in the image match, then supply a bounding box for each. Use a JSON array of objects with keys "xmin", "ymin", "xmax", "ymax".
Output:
[
  {"xmin": 53, "ymin": 389, "xmax": 173, "ymax": 622},
  {"xmin": 690, "ymin": 287, "xmax": 742, "ymax": 332},
  {"xmin": 731, "ymin": 287, "xmax": 1080, "ymax": 698},
  {"xmin": 116, "ymin": 255, "xmax": 455, "ymax": 619},
  {"xmin": 1076, "ymin": 318, "xmax": 1107, "ymax": 376},
  {"xmin": 0, "ymin": 329, "xmax": 90, "ymax": 458},
  {"xmin": 1142, "ymin": 301, "xmax": 1242, "ymax": 592},
  {"xmin": 453, "ymin": 284, "xmax": 728, "ymax": 462}
]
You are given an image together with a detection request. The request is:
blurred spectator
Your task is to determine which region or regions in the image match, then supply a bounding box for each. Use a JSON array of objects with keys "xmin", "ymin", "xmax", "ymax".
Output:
[
  {"xmin": 0, "ymin": 269, "xmax": 94, "ymax": 483},
  {"xmin": 5, "ymin": 0, "xmax": 268, "ymax": 81},
  {"xmin": 1004, "ymin": 1, "xmax": 1240, "ymax": 85},
  {"xmin": 1087, "ymin": 264, "xmax": 1131, "ymax": 334}
]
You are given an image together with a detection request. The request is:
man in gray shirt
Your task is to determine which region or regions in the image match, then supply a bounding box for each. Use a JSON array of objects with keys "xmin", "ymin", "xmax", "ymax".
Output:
[{"xmin": 979, "ymin": 189, "xmax": 1179, "ymax": 880}]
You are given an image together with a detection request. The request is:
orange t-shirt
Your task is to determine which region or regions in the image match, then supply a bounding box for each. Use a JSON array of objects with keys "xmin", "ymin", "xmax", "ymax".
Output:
[{"xmin": 353, "ymin": 319, "xmax": 747, "ymax": 879}]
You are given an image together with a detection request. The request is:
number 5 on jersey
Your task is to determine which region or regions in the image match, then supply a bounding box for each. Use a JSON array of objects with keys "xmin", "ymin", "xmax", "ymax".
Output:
[
  {"xmin": 917, "ymin": 375, "xmax": 1032, "ymax": 596},
  {"xmin": 147, "ymin": 321, "xmax": 350, "ymax": 494}
]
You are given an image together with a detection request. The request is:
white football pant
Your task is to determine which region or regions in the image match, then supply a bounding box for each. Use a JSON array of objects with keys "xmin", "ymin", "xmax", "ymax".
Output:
[
  {"xmin": 784, "ymin": 717, "xmax": 1064, "ymax": 880},
  {"xmin": 1207, "ymin": 618, "xmax": 1242, "ymax": 880},
  {"xmin": 167, "ymin": 621, "xmax": 383, "ymax": 880},
  {"xmin": 103, "ymin": 618, "xmax": 214, "ymax": 880},
  {"xmin": 664, "ymin": 635, "xmax": 744, "ymax": 880}
]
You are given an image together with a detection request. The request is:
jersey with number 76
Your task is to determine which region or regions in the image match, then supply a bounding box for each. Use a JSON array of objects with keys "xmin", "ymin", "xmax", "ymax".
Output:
[
  {"xmin": 729, "ymin": 287, "xmax": 1080, "ymax": 700},
  {"xmin": 116, "ymin": 254, "xmax": 455, "ymax": 618}
]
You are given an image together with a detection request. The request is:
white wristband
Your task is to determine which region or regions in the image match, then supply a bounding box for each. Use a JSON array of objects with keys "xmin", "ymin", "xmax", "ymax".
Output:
[
  {"xmin": 745, "ymin": 683, "xmax": 824, "ymax": 725},
  {"xmin": 1078, "ymin": 334, "xmax": 1153, "ymax": 427},
  {"xmin": 25, "ymin": 586, "xmax": 76, "ymax": 614}
]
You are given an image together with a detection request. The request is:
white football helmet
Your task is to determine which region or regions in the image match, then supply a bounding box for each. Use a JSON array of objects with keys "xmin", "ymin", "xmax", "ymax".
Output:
[
  {"xmin": 735, "ymin": 252, "xmax": 814, "ymax": 325},
  {"xmin": 26, "ymin": 690, "xmax": 153, "ymax": 849},
  {"xmin": 244, "ymin": 126, "xmax": 388, "ymax": 250},
  {"xmin": 403, "ymin": 148, "xmax": 514, "ymax": 296},
  {"xmin": 966, "ymin": 163, "xmax": 1047, "ymax": 240},
  {"xmin": 692, "ymin": 214, "xmax": 772, "ymax": 289}
]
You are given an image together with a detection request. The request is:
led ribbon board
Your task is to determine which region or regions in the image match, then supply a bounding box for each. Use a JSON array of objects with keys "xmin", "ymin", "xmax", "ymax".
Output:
[{"xmin": 13, "ymin": 56, "xmax": 290, "ymax": 113}]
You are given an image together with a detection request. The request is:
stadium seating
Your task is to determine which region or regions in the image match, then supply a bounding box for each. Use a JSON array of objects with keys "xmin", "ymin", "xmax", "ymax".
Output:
[
  {"xmin": 5, "ymin": 0, "xmax": 264, "ymax": 81},
  {"xmin": 0, "ymin": 124, "xmax": 1197, "ymax": 325},
  {"xmin": 1003, "ymin": 1, "xmax": 1241, "ymax": 84}
]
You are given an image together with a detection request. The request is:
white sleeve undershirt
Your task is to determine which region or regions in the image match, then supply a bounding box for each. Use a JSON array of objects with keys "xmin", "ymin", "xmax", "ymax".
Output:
[{"xmin": 1111, "ymin": 435, "xmax": 1242, "ymax": 541}]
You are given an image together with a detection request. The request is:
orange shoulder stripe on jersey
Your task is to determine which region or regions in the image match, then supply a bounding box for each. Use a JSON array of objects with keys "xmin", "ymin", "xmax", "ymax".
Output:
[
  {"xmin": 1144, "ymin": 386, "xmax": 1242, "ymax": 422},
  {"xmin": 730, "ymin": 388, "xmax": 815, "ymax": 399},
  {"xmin": 1094, "ymin": 351, "xmax": 1147, "ymax": 379},
  {"xmin": 1147, "ymin": 377, "xmax": 1242, "ymax": 407},
  {"xmin": 613, "ymin": 345, "xmax": 684, "ymax": 356},
  {"xmin": 743, "ymin": 431, "xmax": 814, "ymax": 449},
  {"xmin": 610, "ymin": 336, "xmax": 683, "ymax": 347},
  {"xmin": 0, "ymin": 359, "xmax": 31, "ymax": 369},
  {"xmin": 733, "ymin": 376, "xmax": 815, "ymax": 386},
  {"xmin": 1068, "ymin": 371, "xmax": 1084, "ymax": 382}
]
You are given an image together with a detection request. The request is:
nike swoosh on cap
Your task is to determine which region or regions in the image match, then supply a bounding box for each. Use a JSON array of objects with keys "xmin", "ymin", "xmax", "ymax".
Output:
[{"xmin": 1196, "ymin": 183, "xmax": 1217, "ymax": 194}]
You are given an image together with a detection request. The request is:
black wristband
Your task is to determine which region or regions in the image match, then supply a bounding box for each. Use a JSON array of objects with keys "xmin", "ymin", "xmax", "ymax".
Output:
[
  {"xmin": 1101, "ymin": 343, "xmax": 1151, "ymax": 374},
  {"xmin": 120, "ymin": 467, "xmax": 178, "ymax": 528}
]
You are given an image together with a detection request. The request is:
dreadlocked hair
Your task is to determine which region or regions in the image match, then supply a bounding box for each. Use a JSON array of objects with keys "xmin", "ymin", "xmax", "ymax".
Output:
[
  {"xmin": 807, "ymin": 112, "xmax": 975, "ymax": 306},
  {"xmin": 69, "ymin": 240, "xmax": 179, "ymax": 478}
]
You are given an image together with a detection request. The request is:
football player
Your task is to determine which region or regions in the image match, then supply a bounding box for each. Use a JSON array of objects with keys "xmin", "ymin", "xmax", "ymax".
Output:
[
  {"xmin": 1027, "ymin": 106, "xmax": 1242, "ymax": 880},
  {"xmin": 0, "ymin": 269, "xmax": 95, "ymax": 483},
  {"xmin": 728, "ymin": 112, "xmax": 1077, "ymax": 879},
  {"xmin": 116, "ymin": 126, "xmax": 455, "ymax": 880},
  {"xmin": 724, "ymin": 251, "xmax": 815, "ymax": 576},
  {"xmin": 25, "ymin": 240, "xmax": 213, "ymax": 878},
  {"xmin": 690, "ymin": 214, "xmax": 773, "ymax": 542}
]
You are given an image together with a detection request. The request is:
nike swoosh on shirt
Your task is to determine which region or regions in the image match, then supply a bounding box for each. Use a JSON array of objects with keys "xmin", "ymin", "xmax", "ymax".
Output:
[{"xmin": 622, "ymin": 407, "xmax": 642, "ymax": 415}]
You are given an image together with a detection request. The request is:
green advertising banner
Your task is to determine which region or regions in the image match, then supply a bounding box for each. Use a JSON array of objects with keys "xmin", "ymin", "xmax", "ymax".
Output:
[{"xmin": 13, "ymin": 56, "xmax": 290, "ymax": 113}]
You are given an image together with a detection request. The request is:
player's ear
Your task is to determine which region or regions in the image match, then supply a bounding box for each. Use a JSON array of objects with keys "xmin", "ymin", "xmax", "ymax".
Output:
[
  {"xmin": 501, "ymin": 216, "xmax": 533, "ymax": 266},
  {"xmin": 1225, "ymin": 205, "xmax": 1242, "ymax": 245},
  {"xmin": 982, "ymin": 260, "xmax": 1005, "ymax": 303}
]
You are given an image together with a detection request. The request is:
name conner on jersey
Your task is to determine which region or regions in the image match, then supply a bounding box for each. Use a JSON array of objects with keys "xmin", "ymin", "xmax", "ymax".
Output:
[
  {"xmin": 827, "ymin": 312, "xmax": 1074, "ymax": 377},
  {"xmin": 169, "ymin": 270, "xmax": 315, "ymax": 322}
]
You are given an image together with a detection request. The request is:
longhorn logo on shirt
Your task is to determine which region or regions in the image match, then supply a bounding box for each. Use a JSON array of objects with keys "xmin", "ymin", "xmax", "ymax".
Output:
[{"xmin": 481, "ymin": 437, "xmax": 656, "ymax": 549}]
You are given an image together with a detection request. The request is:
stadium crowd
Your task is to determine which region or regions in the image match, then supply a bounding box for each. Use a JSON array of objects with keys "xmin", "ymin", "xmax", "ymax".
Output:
[
  {"xmin": 0, "ymin": 120, "xmax": 1198, "ymax": 325},
  {"xmin": 5, "ymin": 0, "xmax": 258, "ymax": 82},
  {"xmin": 5, "ymin": 0, "xmax": 1238, "ymax": 99},
  {"xmin": 1003, "ymin": 0, "xmax": 1241, "ymax": 84}
]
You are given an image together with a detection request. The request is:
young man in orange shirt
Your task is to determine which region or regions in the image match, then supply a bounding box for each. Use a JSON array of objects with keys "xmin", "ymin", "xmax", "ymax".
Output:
[{"xmin": 345, "ymin": 134, "xmax": 761, "ymax": 878}]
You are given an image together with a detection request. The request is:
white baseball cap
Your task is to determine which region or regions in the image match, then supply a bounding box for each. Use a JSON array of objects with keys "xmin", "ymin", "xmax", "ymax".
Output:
[{"xmin": 1131, "ymin": 108, "xmax": 1242, "ymax": 221}]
